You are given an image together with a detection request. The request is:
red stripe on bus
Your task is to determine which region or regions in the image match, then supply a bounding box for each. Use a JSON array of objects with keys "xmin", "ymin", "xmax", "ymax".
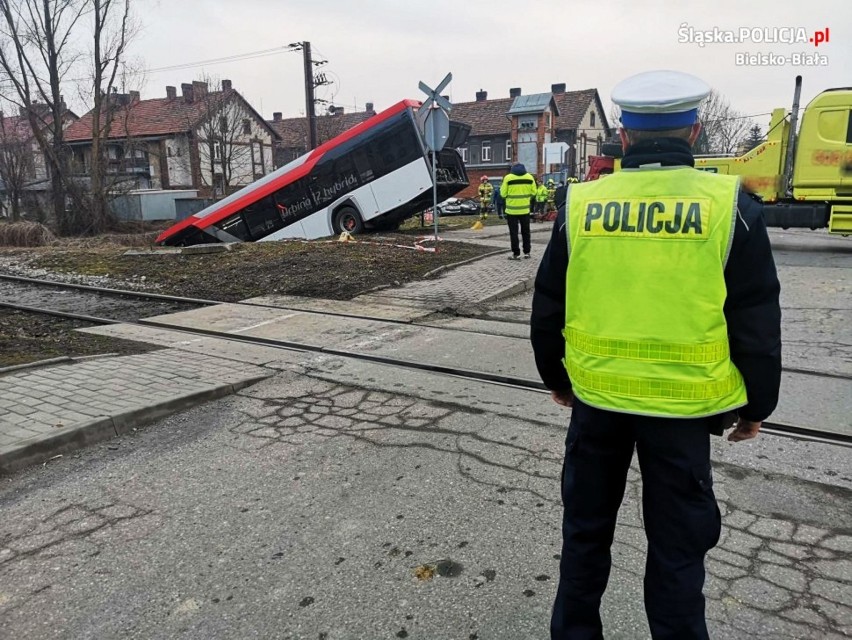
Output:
[{"xmin": 156, "ymin": 99, "xmax": 421, "ymax": 244}]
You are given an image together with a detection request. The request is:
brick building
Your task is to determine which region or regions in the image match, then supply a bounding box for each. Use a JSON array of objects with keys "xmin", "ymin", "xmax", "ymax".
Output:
[
  {"xmin": 451, "ymin": 83, "xmax": 611, "ymax": 197},
  {"xmin": 267, "ymin": 104, "xmax": 377, "ymax": 168},
  {"xmin": 63, "ymin": 80, "xmax": 278, "ymax": 198}
]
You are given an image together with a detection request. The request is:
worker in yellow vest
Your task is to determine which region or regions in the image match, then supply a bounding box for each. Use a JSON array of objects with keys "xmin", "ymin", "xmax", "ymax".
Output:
[
  {"xmin": 531, "ymin": 70, "xmax": 781, "ymax": 640},
  {"xmin": 535, "ymin": 179, "xmax": 548, "ymax": 218},
  {"xmin": 500, "ymin": 164, "xmax": 537, "ymax": 259},
  {"xmin": 478, "ymin": 176, "xmax": 493, "ymax": 220}
]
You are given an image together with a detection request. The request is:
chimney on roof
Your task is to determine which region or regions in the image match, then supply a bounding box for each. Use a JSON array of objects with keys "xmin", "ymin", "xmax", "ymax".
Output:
[
  {"xmin": 475, "ymin": 89, "xmax": 488, "ymax": 102},
  {"xmin": 509, "ymin": 87, "xmax": 522, "ymax": 98},
  {"xmin": 365, "ymin": 102, "xmax": 374, "ymax": 113},
  {"xmin": 166, "ymin": 86, "xmax": 176, "ymax": 100},
  {"xmin": 273, "ymin": 112, "xmax": 282, "ymax": 122},
  {"xmin": 129, "ymin": 90, "xmax": 140, "ymax": 102},
  {"xmin": 181, "ymin": 83, "xmax": 193, "ymax": 103},
  {"xmin": 221, "ymin": 79, "xmax": 232, "ymax": 91},
  {"xmin": 192, "ymin": 80, "xmax": 208, "ymax": 99},
  {"xmin": 551, "ymin": 83, "xmax": 566, "ymax": 94}
]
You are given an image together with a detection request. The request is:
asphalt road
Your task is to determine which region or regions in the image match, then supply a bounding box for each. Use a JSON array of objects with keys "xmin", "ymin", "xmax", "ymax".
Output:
[{"xmin": 0, "ymin": 227, "xmax": 849, "ymax": 639}]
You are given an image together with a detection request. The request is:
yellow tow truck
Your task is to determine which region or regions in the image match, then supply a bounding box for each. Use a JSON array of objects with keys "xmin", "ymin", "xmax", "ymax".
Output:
[{"xmin": 694, "ymin": 76, "xmax": 852, "ymax": 234}]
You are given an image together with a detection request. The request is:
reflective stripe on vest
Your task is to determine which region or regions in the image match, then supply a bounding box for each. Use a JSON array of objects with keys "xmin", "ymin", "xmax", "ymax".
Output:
[
  {"xmin": 563, "ymin": 166, "xmax": 747, "ymax": 418},
  {"xmin": 502, "ymin": 174, "xmax": 536, "ymax": 215}
]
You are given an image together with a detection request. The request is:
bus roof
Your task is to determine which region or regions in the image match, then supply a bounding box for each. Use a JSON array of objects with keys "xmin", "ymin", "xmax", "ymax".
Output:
[{"xmin": 156, "ymin": 99, "xmax": 421, "ymax": 244}]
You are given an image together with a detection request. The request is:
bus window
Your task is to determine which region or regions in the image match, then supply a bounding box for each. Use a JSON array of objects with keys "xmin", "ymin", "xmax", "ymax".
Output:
[
  {"xmin": 216, "ymin": 213, "xmax": 251, "ymax": 241},
  {"xmin": 351, "ymin": 145, "xmax": 374, "ymax": 184},
  {"xmin": 274, "ymin": 178, "xmax": 314, "ymax": 225},
  {"xmin": 370, "ymin": 118, "xmax": 422, "ymax": 178},
  {"xmin": 310, "ymin": 154, "xmax": 359, "ymax": 209},
  {"xmin": 243, "ymin": 195, "xmax": 285, "ymax": 240}
]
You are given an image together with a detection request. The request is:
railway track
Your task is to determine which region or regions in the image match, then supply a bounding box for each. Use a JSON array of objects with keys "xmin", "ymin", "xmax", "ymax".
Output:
[{"xmin": 1, "ymin": 273, "xmax": 850, "ymax": 447}]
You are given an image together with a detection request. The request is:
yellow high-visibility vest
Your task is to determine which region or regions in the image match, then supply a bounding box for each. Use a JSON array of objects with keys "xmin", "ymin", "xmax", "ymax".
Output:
[
  {"xmin": 501, "ymin": 173, "xmax": 536, "ymax": 215},
  {"xmin": 563, "ymin": 167, "xmax": 747, "ymax": 418}
]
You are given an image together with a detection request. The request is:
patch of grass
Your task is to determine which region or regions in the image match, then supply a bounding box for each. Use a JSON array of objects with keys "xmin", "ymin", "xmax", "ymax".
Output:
[
  {"xmin": 399, "ymin": 214, "xmax": 507, "ymax": 233},
  {"xmin": 11, "ymin": 236, "xmax": 493, "ymax": 302}
]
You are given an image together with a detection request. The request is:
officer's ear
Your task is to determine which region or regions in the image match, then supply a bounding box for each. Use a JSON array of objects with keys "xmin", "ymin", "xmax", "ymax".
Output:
[
  {"xmin": 688, "ymin": 122, "xmax": 702, "ymax": 145},
  {"xmin": 619, "ymin": 127, "xmax": 629, "ymax": 152}
]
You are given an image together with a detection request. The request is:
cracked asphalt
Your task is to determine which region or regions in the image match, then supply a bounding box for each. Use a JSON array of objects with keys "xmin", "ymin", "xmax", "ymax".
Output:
[
  {"xmin": 1, "ymin": 367, "xmax": 850, "ymax": 639},
  {"xmin": 0, "ymin": 227, "xmax": 849, "ymax": 639}
]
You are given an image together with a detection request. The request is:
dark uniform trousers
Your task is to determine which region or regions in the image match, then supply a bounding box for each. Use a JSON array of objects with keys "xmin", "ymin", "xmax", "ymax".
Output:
[
  {"xmin": 507, "ymin": 214, "xmax": 531, "ymax": 256},
  {"xmin": 551, "ymin": 399, "xmax": 721, "ymax": 640}
]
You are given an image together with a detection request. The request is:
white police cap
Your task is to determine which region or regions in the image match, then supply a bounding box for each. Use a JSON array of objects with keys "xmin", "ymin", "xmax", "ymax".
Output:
[{"xmin": 612, "ymin": 70, "xmax": 710, "ymax": 130}]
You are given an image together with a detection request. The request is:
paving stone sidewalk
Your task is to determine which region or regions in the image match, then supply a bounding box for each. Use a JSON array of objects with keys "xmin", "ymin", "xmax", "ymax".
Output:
[
  {"xmin": 0, "ymin": 350, "xmax": 269, "ymax": 473},
  {"xmin": 357, "ymin": 245, "xmax": 541, "ymax": 310}
]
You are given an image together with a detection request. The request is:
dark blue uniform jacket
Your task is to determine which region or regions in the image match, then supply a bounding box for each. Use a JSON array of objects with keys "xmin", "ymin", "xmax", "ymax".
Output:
[{"xmin": 530, "ymin": 138, "xmax": 782, "ymax": 422}]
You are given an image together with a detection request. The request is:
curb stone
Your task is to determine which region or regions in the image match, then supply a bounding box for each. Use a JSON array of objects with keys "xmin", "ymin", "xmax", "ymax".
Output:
[{"xmin": 0, "ymin": 373, "xmax": 270, "ymax": 475}]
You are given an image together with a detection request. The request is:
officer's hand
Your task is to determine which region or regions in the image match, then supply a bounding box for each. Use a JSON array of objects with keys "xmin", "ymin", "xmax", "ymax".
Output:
[
  {"xmin": 551, "ymin": 390, "xmax": 574, "ymax": 407},
  {"xmin": 727, "ymin": 419, "xmax": 761, "ymax": 442}
]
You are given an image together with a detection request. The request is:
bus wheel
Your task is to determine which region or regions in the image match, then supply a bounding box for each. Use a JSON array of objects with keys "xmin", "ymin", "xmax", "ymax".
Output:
[{"xmin": 334, "ymin": 207, "xmax": 363, "ymax": 234}]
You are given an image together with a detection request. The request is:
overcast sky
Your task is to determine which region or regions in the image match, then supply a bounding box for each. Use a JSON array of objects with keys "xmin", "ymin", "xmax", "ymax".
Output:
[{"xmin": 119, "ymin": 0, "xmax": 851, "ymax": 129}]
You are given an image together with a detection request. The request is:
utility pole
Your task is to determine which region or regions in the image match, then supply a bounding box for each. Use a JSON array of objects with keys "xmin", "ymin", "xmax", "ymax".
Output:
[{"xmin": 302, "ymin": 41, "xmax": 318, "ymax": 150}]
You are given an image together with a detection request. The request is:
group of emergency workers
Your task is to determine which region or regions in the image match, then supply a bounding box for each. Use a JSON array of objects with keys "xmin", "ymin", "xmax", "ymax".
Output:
[{"xmin": 478, "ymin": 175, "xmax": 570, "ymax": 221}]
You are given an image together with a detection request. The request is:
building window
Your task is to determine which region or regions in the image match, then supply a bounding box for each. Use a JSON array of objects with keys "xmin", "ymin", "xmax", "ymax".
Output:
[
  {"xmin": 213, "ymin": 142, "xmax": 222, "ymax": 161},
  {"xmin": 505, "ymin": 140, "xmax": 512, "ymax": 161},
  {"xmin": 458, "ymin": 147, "xmax": 468, "ymax": 162},
  {"xmin": 591, "ymin": 111, "xmax": 596, "ymax": 128},
  {"xmin": 167, "ymin": 146, "xmax": 173, "ymax": 158},
  {"xmin": 243, "ymin": 118, "xmax": 251, "ymax": 135},
  {"xmin": 481, "ymin": 140, "xmax": 491, "ymax": 162}
]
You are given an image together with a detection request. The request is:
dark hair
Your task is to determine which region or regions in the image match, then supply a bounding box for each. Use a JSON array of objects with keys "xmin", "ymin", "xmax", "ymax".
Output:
[{"xmin": 623, "ymin": 125, "xmax": 694, "ymax": 145}]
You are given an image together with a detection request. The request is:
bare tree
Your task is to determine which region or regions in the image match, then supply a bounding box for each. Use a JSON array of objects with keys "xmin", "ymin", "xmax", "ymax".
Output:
[
  {"xmin": 192, "ymin": 76, "xmax": 254, "ymax": 198},
  {"xmin": 77, "ymin": 0, "xmax": 133, "ymax": 233},
  {"xmin": 0, "ymin": 109, "xmax": 35, "ymax": 220},
  {"xmin": 695, "ymin": 90, "xmax": 755, "ymax": 156},
  {"xmin": 0, "ymin": 0, "xmax": 85, "ymax": 232}
]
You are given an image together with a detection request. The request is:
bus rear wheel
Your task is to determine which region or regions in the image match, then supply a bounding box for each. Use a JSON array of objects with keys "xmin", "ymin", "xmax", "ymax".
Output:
[{"xmin": 333, "ymin": 207, "xmax": 364, "ymax": 235}]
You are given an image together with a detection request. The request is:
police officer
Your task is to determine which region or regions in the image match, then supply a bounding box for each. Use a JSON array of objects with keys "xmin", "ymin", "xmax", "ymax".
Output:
[
  {"xmin": 492, "ymin": 184, "xmax": 506, "ymax": 220},
  {"xmin": 478, "ymin": 176, "xmax": 493, "ymax": 220},
  {"xmin": 531, "ymin": 70, "xmax": 781, "ymax": 639},
  {"xmin": 501, "ymin": 163, "xmax": 537, "ymax": 259}
]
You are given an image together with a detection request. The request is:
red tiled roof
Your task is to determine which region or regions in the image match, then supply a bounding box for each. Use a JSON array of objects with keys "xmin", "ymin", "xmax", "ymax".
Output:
[
  {"xmin": 63, "ymin": 89, "xmax": 275, "ymax": 142},
  {"xmin": 450, "ymin": 88, "xmax": 607, "ymax": 137},
  {"xmin": 269, "ymin": 110, "xmax": 376, "ymax": 149},
  {"xmin": 450, "ymin": 97, "xmax": 514, "ymax": 135}
]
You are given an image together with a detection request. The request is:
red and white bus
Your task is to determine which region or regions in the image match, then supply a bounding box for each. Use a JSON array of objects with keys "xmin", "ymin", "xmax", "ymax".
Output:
[{"xmin": 156, "ymin": 99, "xmax": 470, "ymax": 246}]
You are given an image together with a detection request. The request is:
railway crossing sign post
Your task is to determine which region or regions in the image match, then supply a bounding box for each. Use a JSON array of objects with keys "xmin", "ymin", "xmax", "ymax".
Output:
[{"xmin": 418, "ymin": 73, "xmax": 453, "ymax": 245}]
